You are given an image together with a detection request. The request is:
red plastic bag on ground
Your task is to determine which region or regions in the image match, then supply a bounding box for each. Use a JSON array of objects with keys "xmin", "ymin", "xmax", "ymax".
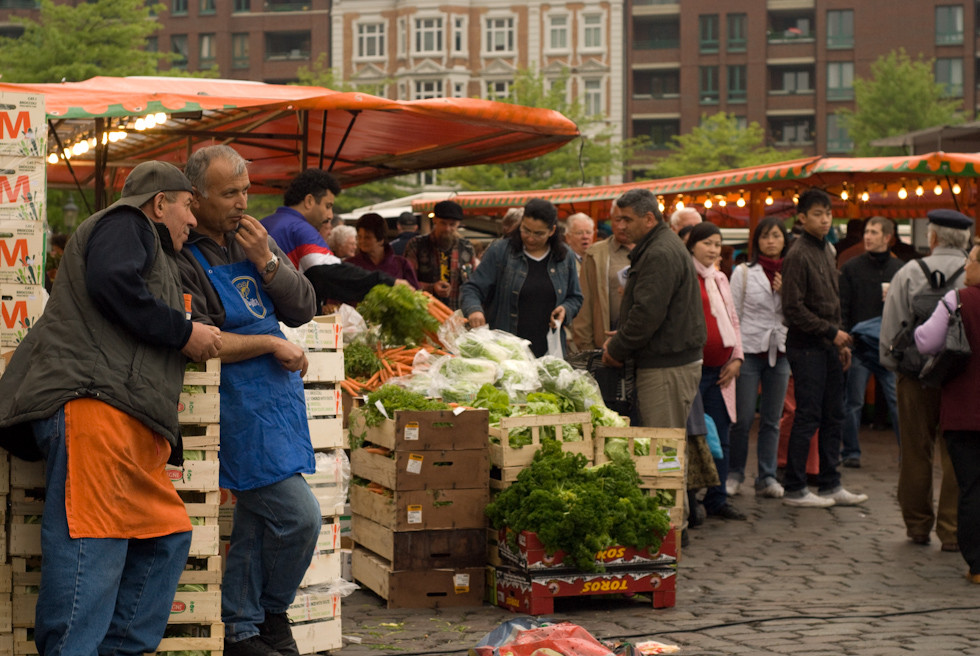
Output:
[{"xmin": 470, "ymin": 619, "xmax": 616, "ymax": 656}]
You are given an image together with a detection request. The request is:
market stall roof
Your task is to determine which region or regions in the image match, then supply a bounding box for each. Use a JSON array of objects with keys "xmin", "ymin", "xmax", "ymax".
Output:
[
  {"xmin": 0, "ymin": 76, "xmax": 579, "ymax": 199},
  {"xmin": 413, "ymin": 151, "xmax": 980, "ymax": 223},
  {"xmin": 869, "ymin": 121, "xmax": 980, "ymax": 153}
]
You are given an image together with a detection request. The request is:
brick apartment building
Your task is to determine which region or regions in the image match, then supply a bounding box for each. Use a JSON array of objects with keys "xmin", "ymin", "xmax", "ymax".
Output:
[{"xmin": 1, "ymin": 0, "xmax": 977, "ymax": 178}]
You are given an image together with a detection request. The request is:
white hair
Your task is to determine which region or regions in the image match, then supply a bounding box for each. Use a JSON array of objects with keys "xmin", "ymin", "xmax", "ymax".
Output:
[
  {"xmin": 928, "ymin": 224, "xmax": 972, "ymax": 251},
  {"xmin": 328, "ymin": 224, "xmax": 356, "ymax": 252},
  {"xmin": 669, "ymin": 208, "xmax": 702, "ymax": 230},
  {"xmin": 566, "ymin": 212, "xmax": 595, "ymax": 231}
]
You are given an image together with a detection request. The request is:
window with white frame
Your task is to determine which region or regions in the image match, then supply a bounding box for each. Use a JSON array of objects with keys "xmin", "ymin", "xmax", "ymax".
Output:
[
  {"xmin": 548, "ymin": 14, "xmax": 569, "ymax": 51},
  {"xmin": 397, "ymin": 18, "xmax": 406, "ymax": 57},
  {"xmin": 486, "ymin": 16, "xmax": 515, "ymax": 54},
  {"xmin": 486, "ymin": 80, "xmax": 510, "ymax": 100},
  {"xmin": 415, "ymin": 17, "xmax": 443, "ymax": 54},
  {"xmin": 582, "ymin": 13, "xmax": 603, "ymax": 50},
  {"xmin": 584, "ymin": 79, "xmax": 603, "ymax": 116},
  {"xmin": 453, "ymin": 81, "xmax": 466, "ymax": 97},
  {"xmin": 452, "ymin": 16, "xmax": 467, "ymax": 54},
  {"xmin": 356, "ymin": 23, "xmax": 385, "ymax": 59},
  {"xmin": 414, "ymin": 79, "xmax": 444, "ymax": 99}
]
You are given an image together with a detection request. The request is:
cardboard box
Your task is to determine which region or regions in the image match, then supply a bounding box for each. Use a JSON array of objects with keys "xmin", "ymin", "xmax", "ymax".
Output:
[
  {"xmin": 0, "ymin": 157, "xmax": 46, "ymax": 221},
  {"xmin": 488, "ymin": 412, "xmax": 593, "ymax": 469},
  {"xmin": 352, "ymin": 547, "xmax": 485, "ymax": 609},
  {"xmin": 348, "ymin": 407, "xmax": 489, "ymax": 451},
  {"xmin": 497, "ymin": 527, "xmax": 677, "ymax": 572},
  {"xmin": 593, "ymin": 426, "xmax": 686, "ymax": 478},
  {"xmin": 493, "ymin": 565, "xmax": 677, "ymax": 615},
  {"xmin": 302, "ymin": 350, "xmax": 344, "ymax": 383},
  {"xmin": 350, "ymin": 484, "xmax": 489, "ymax": 532},
  {"xmin": 1, "ymin": 283, "xmax": 44, "ymax": 347},
  {"xmin": 0, "ymin": 92, "xmax": 46, "ymax": 157},
  {"xmin": 352, "ymin": 514, "xmax": 486, "ymax": 569},
  {"xmin": 350, "ymin": 446, "xmax": 488, "ymax": 491},
  {"xmin": 0, "ymin": 222, "xmax": 45, "ymax": 285}
]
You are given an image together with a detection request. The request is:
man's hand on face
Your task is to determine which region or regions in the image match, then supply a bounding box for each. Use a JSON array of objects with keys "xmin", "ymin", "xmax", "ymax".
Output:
[{"xmin": 234, "ymin": 215, "xmax": 275, "ymax": 271}]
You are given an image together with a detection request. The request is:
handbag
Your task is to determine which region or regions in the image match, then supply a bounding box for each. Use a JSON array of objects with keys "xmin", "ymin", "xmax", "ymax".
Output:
[{"xmin": 919, "ymin": 290, "xmax": 972, "ymax": 388}]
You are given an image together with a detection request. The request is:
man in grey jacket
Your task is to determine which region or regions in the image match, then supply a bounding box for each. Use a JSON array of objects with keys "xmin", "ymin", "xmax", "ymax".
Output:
[
  {"xmin": 0, "ymin": 161, "xmax": 221, "ymax": 655},
  {"xmin": 880, "ymin": 209, "xmax": 973, "ymax": 551},
  {"xmin": 601, "ymin": 189, "xmax": 706, "ymax": 429}
]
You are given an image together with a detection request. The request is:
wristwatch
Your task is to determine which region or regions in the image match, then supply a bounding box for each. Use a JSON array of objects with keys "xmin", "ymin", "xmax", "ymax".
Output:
[{"xmin": 263, "ymin": 253, "xmax": 279, "ymax": 274}]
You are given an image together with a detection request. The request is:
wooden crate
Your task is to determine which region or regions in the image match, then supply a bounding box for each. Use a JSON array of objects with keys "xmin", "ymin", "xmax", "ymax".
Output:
[
  {"xmin": 10, "ymin": 558, "xmax": 38, "ymax": 630},
  {"xmin": 306, "ymin": 384, "xmax": 343, "ymax": 419},
  {"xmin": 177, "ymin": 390, "xmax": 220, "ymax": 425},
  {"xmin": 352, "ymin": 514, "xmax": 485, "ymax": 570},
  {"xmin": 350, "ymin": 484, "xmax": 489, "ymax": 532},
  {"xmin": 0, "ymin": 449, "xmax": 9, "ymax": 494},
  {"xmin": 639, "ymin": 477, "xmax": 685, "ymax": 529},
  {"xmin": 8, "ymin": 489, "xmax": 42, "ymax": 557},
  {"xmin": 152, "ymin": 621, "xmax": 225, "ymax": 654},
  {"xmin": 352, "ymin": 547, "xmax": 485, "ymax": 609},
  {"xmin": 293, "ymin": 616, "xmax": 342, "ymax": 655},
  {"xmin": 288, "ymin": 589, "xmax": 341, "ymax": 623},
  {"xmin": 350, "ymin": 446, "xmax": 487, "ymax": 492},
  {"xmin": 348, "ymin": 408, "xmax": 489, "ymax": 451},
  {"xmin": 488, "ymin": 413, "xmax": 593, "ymax": 489},
  {"xmin": 298, "ymin": 548, "xmax": 342, "ymax": 588},
  {"xmin": 181, "ymin": 357, "xmax": 221, "ymax": 387},
  {"xmin": 309, "ymin": 416, "xmax": 344, "ymax": 450},
  {"xmin": 593, "ymin": 426, "xmax": 685, "ymax": 478},
  {"xmin": 281, "ymin": 314, "xmax": 343, "ymax": 351},
  {"xmin": 302, "ymin": 350, "xmax": 344, "ymax": 384},
  {"xmin": 8, "ymin": 457, "xmax": 43, "ymax": 490}
]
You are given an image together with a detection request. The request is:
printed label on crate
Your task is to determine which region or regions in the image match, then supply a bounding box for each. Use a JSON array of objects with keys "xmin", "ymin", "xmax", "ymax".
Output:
[
  {"xmin": 453, "ymin": 573, "xmax": 470, "ymax": 594},
  {"xmin": 0, "ymin": 92, "xmax": 46, "ymax": 156},
  {"xmin": 404, "ymin": 421, "xmax": 420, "ymax": 441},
  {"xmin": 306, "ymin": 386, "xmax": 342, "ymax": 418},
  {"xmin": 1, "ymin": 283, "xmax": 44, "ymax": 347},
  {"xmin": 658, "ymin": 456, "xmax": 680, "ymax": 472},
  {"xmin": 0, "ymin": 221, "xmax": 45, "ymax": 285},
  {"xmin": 0, "ymin": 157, "xmax": 46, "ymax": 221},
  {"xmin": 407, "ymin": 504, "xmax": 422, "ymax": 524},
  {"xmin": 500, "ymin": 528, "xmax": 677, "ymax": 571},
  {"xmin": 406, "ymin": 453, "xmax": 423, "ymax": 474}
]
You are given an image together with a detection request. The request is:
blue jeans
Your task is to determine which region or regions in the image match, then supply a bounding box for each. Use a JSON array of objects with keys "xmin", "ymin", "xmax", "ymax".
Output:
[
  {"xmin": 842, "ymin": 350, "xmax": 899, "ymax": 460},
  {"xmin": 784, "ymin": 344, "xmax": 845, "ymax": 494},
  {"xmin": 729, "ymin": 355, "xmax": 791, "ymax": 488},
  {"xmin": 223, "ymin": 474, "xmax": 321, "ymax": 642},
  {"xmin": 700, "ymin": 365, "xmax": 732, "ymax": 514},
  {"xmin": 32, "ymin": 408, "xmax": 192, "ymax": 656}
]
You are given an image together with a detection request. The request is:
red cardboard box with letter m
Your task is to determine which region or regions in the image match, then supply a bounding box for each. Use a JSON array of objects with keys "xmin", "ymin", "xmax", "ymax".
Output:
[{"xmin": 0, "ymin": 92, "xmax": 46, "ymax": 157}]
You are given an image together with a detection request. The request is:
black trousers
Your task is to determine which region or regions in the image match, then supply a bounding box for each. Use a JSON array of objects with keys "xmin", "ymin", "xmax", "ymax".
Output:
[{"xmin": 944, "ymin": 430, "xmax": 980, "ymax": 575}]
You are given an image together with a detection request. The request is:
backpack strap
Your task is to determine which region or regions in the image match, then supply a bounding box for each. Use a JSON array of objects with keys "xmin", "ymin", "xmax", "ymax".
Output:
[{"xmin": 916, "ymin": 259, "xmax": 965, "ymax": 290}]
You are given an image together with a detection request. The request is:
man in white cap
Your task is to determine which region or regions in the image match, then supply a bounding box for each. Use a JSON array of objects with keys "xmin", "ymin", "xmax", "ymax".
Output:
[
  {"xmin": 0, "ymin": 161, "xmax": 222, "ymax": 655},
  {"xmin": 881, "ymin": 208, "xmax": 975, "ymax": 551}
]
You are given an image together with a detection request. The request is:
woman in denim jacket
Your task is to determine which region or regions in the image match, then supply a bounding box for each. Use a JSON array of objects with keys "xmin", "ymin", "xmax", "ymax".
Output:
[{"xmin": 462, "ymin": 198, "xmax": 583, "ymax": 357}]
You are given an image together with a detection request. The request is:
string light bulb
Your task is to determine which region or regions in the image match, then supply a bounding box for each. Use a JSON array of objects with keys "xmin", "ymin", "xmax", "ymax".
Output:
[
  {"xmin": 915, "ymin": 180, "xmax": 924, "ymax": 197},
  {"xmin": 840, "ymin": 184, "xmax": 848, "ymax": 201},
  {"xmin": 718, "ymin": 198, "xmax": 727, "ymax": 207},
  {"xmin": 898, "ymin": 184, "xmax": 908, "ymax": 200},
  {"xmin": 736, "ymin": 192, "xmax": 746, "ymax": 208},
  {"xmin": 934, "ymin": 181, "xmax": 943, "ymax": 195},
  {"xmin": 703, "ymin": 197, "xmax": 713, "ymax": 209},
  {"xmin": 47, "ymin": 153, "xmax": 58, "ymax": 164},
  {"xmin": 676, "ymin": 200, "xmax": 685, "ymax": 211},
  {"xmin": 860, "ymin": 188, "xmax": 870, "ymax": 202},
  {"xmin": 765, "ymin": 189, "xmax": 774, "ymax": 205},
  {"xmin": 953, "ymin": 181, "xmax": 962, "ymax": 195}
]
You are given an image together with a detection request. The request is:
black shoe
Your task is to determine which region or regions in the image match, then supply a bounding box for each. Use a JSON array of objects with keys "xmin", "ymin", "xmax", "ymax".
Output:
[
  {"xmin": 842, "ymin": 457, "xmax": 861, "ymax": 468},
  {"xmin": 708, "ymin": 503, "xmax": 747, "ymax": 521},
  {"xmin": 680, "ymin": 529, "xmax": 690, "ymax": 548},
  {"xmin": 258, "ymin": 612, "xmax": 300, "ymax": 656},
  {"xmin": 688, "ymin": 500, "xmax": 706, "ymax": 528},
  {"xmin": 225, "ymin": 635, "xmax": 283, "ymax": 656}
]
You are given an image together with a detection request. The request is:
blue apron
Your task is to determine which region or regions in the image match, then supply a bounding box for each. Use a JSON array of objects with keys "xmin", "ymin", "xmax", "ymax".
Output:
[{"xmin": 188, "ymin": 245, "xmax": 314, "ymax": 491}]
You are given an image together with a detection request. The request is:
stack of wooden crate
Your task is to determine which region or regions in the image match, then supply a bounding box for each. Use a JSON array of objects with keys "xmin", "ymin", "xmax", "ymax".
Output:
[
  {"xmin": 348, "ymin": 408, "xmax": 489, "ymax": 608},
  {"xmin": 0, "ymin": 446, "xmax": 12, "ymax": 656}
]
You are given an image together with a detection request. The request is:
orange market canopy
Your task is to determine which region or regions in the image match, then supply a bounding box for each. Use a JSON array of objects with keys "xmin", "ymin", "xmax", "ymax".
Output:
[
  {"xmin": 0, "ymin": 76, "xmax": 579, "ymax": 205},
  {"xmin": 412, "ymin": 151, "xmax": 980, "ymax": 226}
]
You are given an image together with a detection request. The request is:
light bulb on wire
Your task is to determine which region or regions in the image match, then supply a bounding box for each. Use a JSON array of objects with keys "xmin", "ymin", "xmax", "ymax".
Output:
[
  {"xmin": 898, "ymin": 185, "xmax": 908, "ymax": 200},
  {"xmin": 765, "ymin": 189, "xmax": 774, "ymax": 205},
  {"xmin": 953, "ymin": 181, "xmax": 962, "ymax": 195},
  {"xmin": 703, "ymin": 198, "xmax": 713, "ymax": 209},
  {"xmin": 860, "ymin": 189, "xmax": 870, "ymax": 202},
  {"xmin": 915, "ymin": 181, "xmax": 924, "ymax": 197},
  {"xmin": 934, "ymin": 182, "xmax": 943, "ymax": 195}
]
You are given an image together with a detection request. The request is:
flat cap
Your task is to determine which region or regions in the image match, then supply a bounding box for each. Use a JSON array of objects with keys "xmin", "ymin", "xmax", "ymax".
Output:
[
  {"xmin": 397, "ymin": 211, "xmax": 418, "ymax": 226},
  {"xmin": 433, "ymin": 200, "xmax": 464, "ymax": 222},
  {"xmin": 112, "ymin": 161, "xmax": 193, "ymax": 210},
  {"xmin": 927, "ymin": 209, "xmax": 974, "ymax": 230}
]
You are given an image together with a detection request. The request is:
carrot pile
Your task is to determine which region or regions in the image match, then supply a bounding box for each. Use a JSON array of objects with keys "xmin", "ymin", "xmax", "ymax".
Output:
[
  {"xmin": 423, "ymin": 291, "xmax": 454, "ymax": 323},
  {"xmin": 341, "ymin": 344, "xmax": 448, "ymax": 396}
]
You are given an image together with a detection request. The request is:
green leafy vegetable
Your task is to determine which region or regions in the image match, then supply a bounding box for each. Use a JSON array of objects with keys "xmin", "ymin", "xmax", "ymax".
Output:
[
  {"xmin": 473, "ymin": 383, "xmax": 512, "ymax": 424},
  {"xmin": 344, "ymin": 341, "xmax": 382, "ymax": 379},
  {"xmin": 357, "ymin": 284, "xmax": 439, "ymax": 346},
  {"xmin": 485, "ymin": 441, "xmax": 670, "ymax": 572},
  {"xmin": 360, "ymin": 385, "xmax": 450, "ymax": 429}
]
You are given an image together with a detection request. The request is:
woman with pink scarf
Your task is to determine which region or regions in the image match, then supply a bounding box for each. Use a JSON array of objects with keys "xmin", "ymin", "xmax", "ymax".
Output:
[{"xmin": 687, "ymin": 222, "xmax": 746, "ymax": 521}]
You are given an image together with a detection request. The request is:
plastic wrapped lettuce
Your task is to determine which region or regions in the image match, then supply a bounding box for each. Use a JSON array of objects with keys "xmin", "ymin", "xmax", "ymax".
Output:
[
  {"xmin": 502, "ymin": 392, "xmax": 583, "ymax": 447},
  {"xmin": 537, "ymin": 356, "xmax": 604, "ymax": 411},
  {"xmin": 473, "ymin": 383, "xmax": 512, "ymax": 424},
  {"xmin": 497, "ymin": 359, "xmax": 541, "ymax": 402},
  {"xmin": 455, "ymin": 326, "xmax": 535, "ymax": 363},
  {"xmin": 425, "ymin": 355, "xmax": 500, "ymax": 404}
]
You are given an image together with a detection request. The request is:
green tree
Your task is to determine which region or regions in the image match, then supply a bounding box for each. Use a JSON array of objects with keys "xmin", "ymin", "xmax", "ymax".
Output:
[
  {"xmin": 439, "ymin": 68, "xmax": 644, "ymax": 191},
  {"xmin": 838, "ymin": 48, "xmax": 963, "ymax": 156},
  {"xmin": 295, "ymin": 53, "xmax": 392, "ymax": 96},
  {"xmin": 0, "ymin": 0, "xmax": 168, "ymax": 83},
  {"xmin": 651, "ymin": 112, "xmax": 800, "ymax": 178}
]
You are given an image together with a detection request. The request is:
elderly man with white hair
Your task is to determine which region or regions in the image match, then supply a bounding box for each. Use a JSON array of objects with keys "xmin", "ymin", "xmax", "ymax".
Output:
[
  {"xmin": 564, "ymin": 212, "xmax": 595, "ymax": 265},
  {"xmin": 669, "ymin": 207, "xmax": 703, "ymax": 234}
]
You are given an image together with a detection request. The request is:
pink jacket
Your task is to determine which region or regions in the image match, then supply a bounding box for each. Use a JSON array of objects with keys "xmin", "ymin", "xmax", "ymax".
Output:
[{"xmin": 702, "ymin": 266, "xmax": 744, "ymax": 422}]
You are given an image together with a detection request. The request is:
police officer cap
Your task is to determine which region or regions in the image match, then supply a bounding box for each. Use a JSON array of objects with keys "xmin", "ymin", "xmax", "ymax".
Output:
[{"xmin": 927, "ymin": 209, "xmax": 974, "ymax": 230}]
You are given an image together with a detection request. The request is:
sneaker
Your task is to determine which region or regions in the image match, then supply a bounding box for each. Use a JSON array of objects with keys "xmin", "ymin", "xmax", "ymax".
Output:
[
  {"xmin": 707, "ymin": 503, "xmax": 747, "ymax": 520},
  {"xmin": 725, "ymin": 478, "xmax": 741, "ymax": 496},
  {"xmin": 819, "ymin": 488, "xmax": 868, "ymax": 506},
  {"xmin": 225, "ymin": 636, "xmax": 283, "ymax": 656},
  {"xmin": 258, "ymin": 612, "xmax": 299, "ymax": 656},
  {"xmin": 842, "ymin": 457, "xmax": 861, "ymax": 468},
  {"xmin": 783, "ymin": 491, "xmax": 835, "ymax": 508},
  {"xmin": 756, "ymin": 481, "xmax": 785, "ymax": 498}
]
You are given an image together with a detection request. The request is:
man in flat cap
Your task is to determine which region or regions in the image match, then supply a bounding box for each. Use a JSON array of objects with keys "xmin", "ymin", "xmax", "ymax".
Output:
[
  {"xmin": 0, "ymin": 161, "xmax": 222, "ymax": 655},
  {"xmin": 405, "ymin": 199, "xmax": 476, "ymax": 310},
  {"xmin": 390, "ymin": 211, "xmax": 419, "ymax": 256},
  {"xmin": 881, "ymin": 208, "xmax": 975, "ymax": 551}
]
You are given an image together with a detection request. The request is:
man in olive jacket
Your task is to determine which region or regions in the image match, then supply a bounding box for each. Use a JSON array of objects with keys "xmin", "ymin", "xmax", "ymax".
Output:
[{"xmin": 602, "ymin": 189, "xmax": 706, "ymax": 429}]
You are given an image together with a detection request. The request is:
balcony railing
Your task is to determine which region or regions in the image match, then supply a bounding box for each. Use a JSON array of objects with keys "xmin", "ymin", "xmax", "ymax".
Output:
[
  {"xmin": 827, "ymin": 88, "xmax": 854, "ymax": 101},
  {"xmin": 936, "ymin": 31, "xmax": 964, "ymax": 46},
  {"xmin": 634, "ymin": 37, "xmax": 680, "ymax": 49},
  {"xmin": 767, "ymin": 30, "xmax": 814, "ymax": 44},
  {"xmin": 827, "ymin": 35, "xmax": 853, "ymax": 49}
]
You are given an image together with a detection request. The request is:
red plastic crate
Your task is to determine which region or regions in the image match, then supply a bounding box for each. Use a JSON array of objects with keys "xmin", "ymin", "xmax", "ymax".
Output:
[{"xmin": 497, "ymin": 527, "xmax": 676, "ymax": 571}]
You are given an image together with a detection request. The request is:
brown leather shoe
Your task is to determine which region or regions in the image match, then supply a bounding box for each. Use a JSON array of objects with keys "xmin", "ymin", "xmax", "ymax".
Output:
[
  {"xmin": 941, "ymin": 542, "xmax": 959, "ymax": 552},
  {"xmin": 908, "ymin": 534, "xmax": 930, "ymax": 545}
]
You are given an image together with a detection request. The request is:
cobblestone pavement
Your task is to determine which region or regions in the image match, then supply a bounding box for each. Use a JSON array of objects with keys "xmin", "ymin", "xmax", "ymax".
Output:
[{"xmin": 335, "ymin": 428, "xmax": 980, "ymax": 655}]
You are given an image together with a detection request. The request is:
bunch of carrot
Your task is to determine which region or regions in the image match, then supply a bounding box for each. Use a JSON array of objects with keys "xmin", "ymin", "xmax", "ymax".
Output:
[
  {"xmin": 341, "ymin": 344, "xmax": 448, "ymax": 396},
  {"xmin": 423, "ymin": 291, "xmax": 454, "ymax": 324}
]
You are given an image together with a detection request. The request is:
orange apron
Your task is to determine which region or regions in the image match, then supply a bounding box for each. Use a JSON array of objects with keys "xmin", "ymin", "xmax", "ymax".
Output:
[{"xmin": 64, "ymin": 398, "xmax": 191, "ymax": 539}]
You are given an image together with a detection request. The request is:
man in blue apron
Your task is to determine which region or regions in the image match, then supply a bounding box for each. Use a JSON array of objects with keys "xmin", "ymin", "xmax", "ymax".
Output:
[{"xmin": 177, "ymin": 146, "xmax": 320, "ymax": 656}]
